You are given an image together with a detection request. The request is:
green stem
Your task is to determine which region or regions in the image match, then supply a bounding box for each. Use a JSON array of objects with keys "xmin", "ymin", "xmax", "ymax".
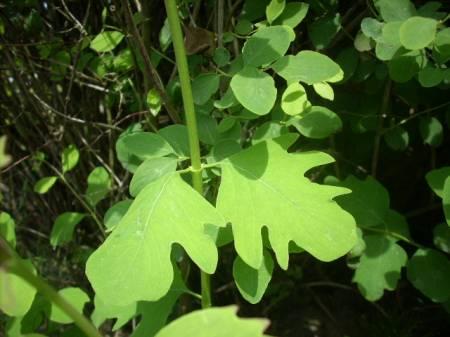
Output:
[
  {"xmin": 0, "ymin": 238, "xmax": 102, "ymax": 337},
  {"xmin": 164, "ymin": 0, "xmax": 211, "ymax": 308}
]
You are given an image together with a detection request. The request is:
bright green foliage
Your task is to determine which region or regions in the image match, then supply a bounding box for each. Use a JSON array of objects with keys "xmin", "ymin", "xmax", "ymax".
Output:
[
  {"xmin": 192, "ymin": 73, "xmax": 220, "ymax": 105},
  {"xmin": 154, "ymin": 306, "xmax": 270, "ymax": 337},
  {"xmin": 146, "ymin": 89, "xmax": 162, "ymax": 116},
  {"xmin": 0, "ymin": 212, "xmax": 16, "ymax": 248},
  {"xmin": 407, "ymin": 249, "xmax": 450, "ymax": 302},
  {"xmin": 61, "ymin": 144, "xmax": 80, "ymax": 174},
  {"xmin": 121, "ymin": 132, "xmax": 174, "ymax": 159},
  {"xmin": 426, "ymin": 166, "xmax": 450, "ymax": 198},
  {"xmin": 399, "ymin": 17, "xmax": 437, "ymax": 50},
  {"xmin": 0, "ymin": 260, "xmax": 37, "ymax": 317},
  {"xmin": 50, "ymin": 212, "xmax": 85, "ymax": 247},
  {"xmin": 217, "ymin": 139, "xmax": 356, "ymax": 269},
  {"xmin": 0, "ymin": 135, "xmax": 12, "ymax": 168},
  {"xmin": 115, "ymin": 125, "xmax": 147, "ymax": 172},
  {"xmin": 130, "ymin": 157, "xmax": 177, "ymax": 197},
  {"xmin": 419, "ymin": 117, "xmax": 443, "ymax": 147},
  {"xmin": 86, "ymin": 173, "xmax": 225, "ymax": 305},
  {"xmin": 231, "ymin": 67, "xmax": 277, "ymax": 115},
  {"xmin": 91, "ymin": 296, "xmax": 137, "ymax": 331},
  {"xmin": 266, "ymin": 0, "xmax": 285, "ymax": 24},
  {"xmin": 131, "ymin": 269, "xmax": 186, "ymax": 337},
  {"xmin": 272, "ymin": 51, "xmax": 343, "ymax": 84},
  {"xmin": 289, "ymin": 106, "xmax": 342, "ymax": 139},
  {"xmin": 90, "ymin": 31, "xmax": 124, "ymax": 52},
  {"xmin": 443, "ymin": 177, "xmax": 450, "ymax": 226},
  {"xmin": 233, "ymin": 250, "xmax": 274, "ymax": 304},
  {"xmin": 242, "ymin": 26, "xmax": 293, "ymax": 67},
  {"xmin": 272, "ymin": 2, "xmax": 309, "ymax": 28},
  {"xmin": 361, "ymin": 18, "xmax": 383, "ymax": 42},
  {"xmin": 312, "ymin": 82, "xmax": 334, "ymax": 101},
  {"xmin": 49, "ymin": 287, "xmax": 90, "ymax": 324},
  {"xmin": 433, "ymin": 224, "xmax": 450, "ymax": 253},
  {"xmin": 113, "ymin": 49, "xmax": 134, "ymax": 72},
  {"xmin": 281, "ymin": 82, "xmax": 310, "ymax": 116},
  {"xmin": 103, "ymin": 200, "xmax": 132, "ymax": 231},
  {"xmin": 384, "ymin": 126, "xmax": 409, "ymax": 151},
  {"xmin": 353, "ymin": 235, "xmax": 407, "ymax": 301},
  {"xmin": 85, "ymin": 167, "xmax": 111, "ymax": 207},
  {"xmin": 374, "ymin": 0, "xmax": 416, "ymax": 22},
  {"xmin": 33, "ymin": 176, "xmax": 58, "ymax": 194}
]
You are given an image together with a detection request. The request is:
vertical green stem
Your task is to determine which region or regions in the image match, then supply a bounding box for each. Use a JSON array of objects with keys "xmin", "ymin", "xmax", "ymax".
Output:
[{"xmin": 164, "ymin": 0, "xmax": 211, "ymax": 308}]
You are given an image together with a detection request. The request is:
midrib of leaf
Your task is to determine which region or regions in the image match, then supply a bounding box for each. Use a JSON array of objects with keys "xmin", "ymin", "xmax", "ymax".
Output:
[{"xmin": 113, "ymin": 175, "xmax": 172, "ymax": 292}]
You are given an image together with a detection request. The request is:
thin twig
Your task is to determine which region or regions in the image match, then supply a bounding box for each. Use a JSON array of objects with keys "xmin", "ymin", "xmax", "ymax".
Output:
[
  {"xmin": 371, "ymin": 80, "xmax": 391, "ymax": 178},
  {"xmin": 119, "ymin": 0, "xmax": 181, "ymax": 123}
]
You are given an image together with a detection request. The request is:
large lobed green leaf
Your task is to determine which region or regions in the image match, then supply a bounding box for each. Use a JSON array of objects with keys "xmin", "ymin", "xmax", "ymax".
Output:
[
  {"xmin": 217, "ymin": 139, "xmax": 357, "ymax": 270},
  {"xmin": 86, "ymin": 173, "xmax": 225, "ymax": 306}
]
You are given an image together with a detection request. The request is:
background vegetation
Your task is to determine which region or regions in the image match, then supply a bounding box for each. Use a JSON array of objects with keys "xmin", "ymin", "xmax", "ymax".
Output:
[{"xmin": 1, "ymin": 0, "xmax": 450, "ymax": 336}]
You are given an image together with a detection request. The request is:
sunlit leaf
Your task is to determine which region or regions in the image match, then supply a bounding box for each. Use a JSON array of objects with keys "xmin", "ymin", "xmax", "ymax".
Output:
[
  {"xmin": 85, "ymin": 167, "xmax": 111, "ymax": 207},
  {"xmin": 242, "ymin": 26, "xmax": 293, "ymax": 67},
  {"xmin": 62, "ymin": 144, "xmax": 80, "ymax": 174},
  {"xmin": 90, "ymin": 31, "xmax": 124, "ymax": 53},
  {"xmin": 266, "ymin": 0, "xmax": 285, "ymax": 24},
  {"xmin": 399, "ymin": 17, "xmax": 437, "ymax": 50},
  {"xmin": 217, "ymin": 140, "xmax": 356, "ymax": 269},
  {"xmin": 281, "ymin": 82, "xmax": 310, "ymax": 116},
  {"xmin": 231, "ymin": 67, "xmax": 277, "ymax": 115},
  {"xmin": 86, "ymin": 173, "xmax": 225, "ymax": 305},
  {"xmin": 154, "ymin": 306, "xmax": 270, "ymax": 337},
  {"xmin": 34, "ymin": 176, "xmax": 58, "ymax": 194},
  {"xmin": 273, "ymin": 2, "xmax": 309, "ymax": 28},
  {"xmin": 50, "ymin": 212, "xmax": 85, "ymax": 248},
  {"xmin": 0, "ymin": 260, "xmax": 37, "ymax": 317},
  {"xmin": 49, "ymin": 287, "xmax": 90, "ymax": 324},
  {"xmin": 130, "ymin": 157, "xmax": 177, "ymax": 197},
  {"xmin": 0, "ymin": 212, "xmax": 16, "ymax": 248},
  {"xmin": 273, "ymin": 51, "xmax": 343, "ymax": 84}
]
